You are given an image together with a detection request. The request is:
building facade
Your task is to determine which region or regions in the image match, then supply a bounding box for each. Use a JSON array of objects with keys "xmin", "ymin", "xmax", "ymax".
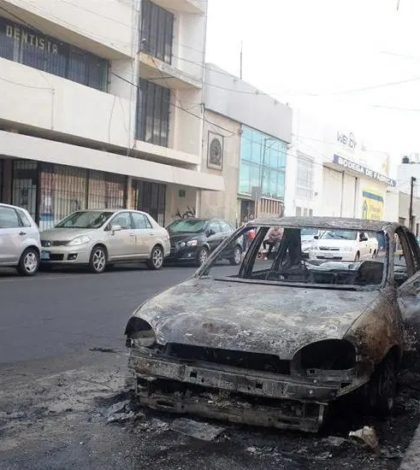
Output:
[
  {"xmin": 286, "ymin": 110, "xmax": 396, "ymax": 221},
  {"xmin": 200, "ymin": 63, "xmax": 292, "ymax": 226},
  {"xmin": 0, "ymin": 0, "xmax": 222, "ymax": 229}
]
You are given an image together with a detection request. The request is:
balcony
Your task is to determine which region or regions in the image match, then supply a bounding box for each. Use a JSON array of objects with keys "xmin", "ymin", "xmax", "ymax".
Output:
[
  {"xmin": 139, "ymin": 52, "xmax": 202, "ymax": 89},
  {"xmin": 0, "ymin": 58, "xmax": 131, "ymax": 147},
  {"xmin": 151, "ymin": 0, "xmax": 206, "ymax": 14}
]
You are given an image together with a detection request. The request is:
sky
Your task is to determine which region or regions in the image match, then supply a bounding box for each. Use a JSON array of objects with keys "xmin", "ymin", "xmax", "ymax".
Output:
[{"xmin": 206, "ymin": 0, "xmax": 420, "ymax": 167}]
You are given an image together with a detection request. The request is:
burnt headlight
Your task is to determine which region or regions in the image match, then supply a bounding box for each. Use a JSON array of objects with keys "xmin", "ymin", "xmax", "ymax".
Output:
[
  {"xmin": 292, "ymin": 339, "xmax": 356, "ymax": 377},
  {"xmin": 124, "ymin": 317, "xmax": 156, "ymax": 348}
]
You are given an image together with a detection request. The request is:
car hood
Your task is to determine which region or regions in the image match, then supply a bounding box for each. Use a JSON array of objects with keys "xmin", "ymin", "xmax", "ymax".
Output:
[
  {"xmin": 316, "ymin": 239, "xmax": 355, "ymax": 248},
  {"xmin": 169, "ymin": 233, "xmax": 204, "ymax": 243},
  {"xmin": 41, "ymin": 228, "xmax": 97, "ymax": 241},
  {"xmin": 133, "ymin": 278, "xmax": 379, "ymax": 359}
]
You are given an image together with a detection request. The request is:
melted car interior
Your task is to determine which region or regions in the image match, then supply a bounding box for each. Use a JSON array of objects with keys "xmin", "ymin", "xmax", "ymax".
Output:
[{"xmin": 214, "ymin": 226, "xmax": 387, "ymax": 287}]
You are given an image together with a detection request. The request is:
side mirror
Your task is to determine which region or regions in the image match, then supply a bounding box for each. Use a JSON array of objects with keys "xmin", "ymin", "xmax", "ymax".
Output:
[
  {"xmin": 359, "ymin": 234, "xmax": 368, "ymax": 242},
  {"xmin": 314, "ymin": 235, "xmax": 319, "ymax": 240},
  {"xmin": 206, "ymin": 229, "xmax": 215, "ymax": 237},
  {"xmin": 111, "ymin": 224, "xmax": 122, "ymax": 234}
]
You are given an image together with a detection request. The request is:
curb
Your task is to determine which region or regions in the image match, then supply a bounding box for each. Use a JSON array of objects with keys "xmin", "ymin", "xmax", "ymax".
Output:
[{"xmin": 400, "ymin": 422, "xmax": 420, "ymax": 469}]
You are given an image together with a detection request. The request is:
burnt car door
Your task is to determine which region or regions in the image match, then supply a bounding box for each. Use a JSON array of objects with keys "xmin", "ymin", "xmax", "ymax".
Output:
[{"xmin": 396, "ymin": 227, "xmax": 420, "ymax": 362}]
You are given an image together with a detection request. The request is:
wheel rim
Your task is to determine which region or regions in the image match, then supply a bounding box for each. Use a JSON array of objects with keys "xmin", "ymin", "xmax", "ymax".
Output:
[
  {"xmin": 152, "ymin": 248, "xmax": 163, "ymax": 268},
  {"xmin": 234, "ymin": 247, "xmax": 241, "ymax": 264},
  {"xmin": 24, "ymin": 252, "xmax": 38, "ymax": 273},
  {"xmin": 199, "ymin": 249, "xmax": 208, "ymax": 264},
  {"xmin": 92, "ymin": 249, "xmax": 106, "ymax": 272}
]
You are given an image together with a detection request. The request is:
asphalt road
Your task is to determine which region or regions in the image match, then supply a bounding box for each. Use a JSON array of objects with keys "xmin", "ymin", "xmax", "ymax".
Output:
[{"xmin": 0, "ymin": 264, "xmax": 198, "ymax": 364}]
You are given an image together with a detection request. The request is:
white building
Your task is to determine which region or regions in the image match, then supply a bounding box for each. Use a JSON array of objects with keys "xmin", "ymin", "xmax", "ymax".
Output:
[
  {"xmin": 286, "ymin": 110, "xmax": 397, "ymax": 222},
  {"xmin": 200, "ymin": 63, "xmax": 292, "ymax": 226},
  {"xmin": 0, "ymin": 0, "xmax": 222, "ymax": 228}
]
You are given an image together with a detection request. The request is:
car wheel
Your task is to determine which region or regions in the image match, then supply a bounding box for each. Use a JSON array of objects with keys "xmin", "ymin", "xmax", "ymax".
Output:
[
  {"xmin": 364, "ymin": 355, "xmax": 397, "ymax": 415},
  {"xmin": 196, "ymin": 247, "xmax": 209, "ymax": 266},
  {"xmin": 147, "ymin": 246, "xmax": 164, "ymax": 270},
  {"xmin": 89, "ymin": 246, "xmax": 107, "ymax": 273},
  {"xmin": 354, "ymin": 251, "xmax": 360, "ymax": 262},
  {"xmin": 229, "ymin": 245, "xmax": 242, "ymax": 265},
  {"xmin": 17, "ymin": 248, "xmax": 39, "ymax": 276}
]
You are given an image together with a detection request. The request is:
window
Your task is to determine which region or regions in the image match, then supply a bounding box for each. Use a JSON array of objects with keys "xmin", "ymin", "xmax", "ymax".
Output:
[
  {"xmin": 0, "ymin": 18, "xmax": 108, "ymax": 91},
  {"xmin": 136, "ymin": 79, "xmax": 170, "ymax": 146},
  {"xmin": 0, "ymin": 206, "xmax": 20, "ymax": 228},
  {"xmin": 131, "ymin": 180, "xmax": 166, "ymax": 226},
  {"xmin": 140, "ymin": 0, "xmax": 174, "ymax": 64},
  {"xmin": 17, "ymin": 210, "xmax": 31, "ymax": 227},
  {"xmin": 296, "ymin": 154, "xmax": 314, "ymax": 199},
  {"xmin": 296, "ymin": 207, "xmax": 302, "ymax": 216},
  {"xmin": 132, "ymin": 212, "xmax": 152, "ymax": 229},
  {"xmin": 111, "ymin": 212, "xmax": 132, "ymax": 230},
  {"xmin": 207, "ymin": 221, "xmax": 221, "ymax": 234},
  {"xmin": 239, "ymin": 126, "xmax": 287, "ymax": 200}
]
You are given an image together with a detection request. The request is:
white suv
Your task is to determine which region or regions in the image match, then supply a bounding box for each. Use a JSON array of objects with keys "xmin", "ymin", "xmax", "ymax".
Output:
[
  {"xmin": 0, "ymin": 203, "xmax": 41, "ymax": 275},
  {"xmin": 309, "ymin": 229, "xmax": 378, "ymax": 262}
]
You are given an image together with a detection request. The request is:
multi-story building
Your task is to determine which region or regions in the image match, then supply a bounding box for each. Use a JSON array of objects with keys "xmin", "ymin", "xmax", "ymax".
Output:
[
  {"xmin": 0, "ymin": 0, "xmax": 222, "ymax": 229},
  {"xmin": 200, "ymin": 63, "xmax": 292, "ymax": 226},
  {"xmin": 286, "ymin": 109, "xmax": 397, "ymax": 222}
]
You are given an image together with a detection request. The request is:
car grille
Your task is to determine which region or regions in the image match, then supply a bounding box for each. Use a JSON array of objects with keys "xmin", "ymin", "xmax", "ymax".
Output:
[
  {"xmin": 41, "ymin": 240, "xmax": 68, "ymax": 247},
  {"xmin": 164, "ymin": 343, "xmax": 290, "ymax": 375},
  {"xmin": 319, "ymin": 246, "xmax": 340, "ymax": 251}
]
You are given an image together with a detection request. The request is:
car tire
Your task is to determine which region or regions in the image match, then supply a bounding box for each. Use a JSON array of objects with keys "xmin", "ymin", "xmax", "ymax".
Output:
[
  {"xmin": 196, "ymin": 247, "xmax": 209, "ymax": 266},
  {"xmin": 229, "ymin": 245, "xmax": 242, "ymax": 265},
  {"xmin": 354, "ymin": 251, "xmax": 360, "ymax": 262},
  {"xmin": 89, "ymin": 245, "xmax": 107, "ymax": 274},
  {"xmin": 147, "ymin": 245, "xmax": 164, "ymax": 270},
  {"xmin": 17, "ymin": 248, "xmax": 39, "ymax": 276},
  {"xmin": 363, "ymin": 355, "xmax": 397, "ymax": 416}
]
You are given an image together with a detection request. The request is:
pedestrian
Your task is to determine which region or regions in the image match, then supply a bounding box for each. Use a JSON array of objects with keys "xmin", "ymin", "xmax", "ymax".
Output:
[{"xmin": 263, "ymin": 226, "xmax": 283, "ymax": 259}]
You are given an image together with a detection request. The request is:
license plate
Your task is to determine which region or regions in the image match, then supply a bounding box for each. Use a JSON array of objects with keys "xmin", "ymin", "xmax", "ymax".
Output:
[{"xmin": 41, "ymin": 251, "xmax": 50, "ymax": 260}]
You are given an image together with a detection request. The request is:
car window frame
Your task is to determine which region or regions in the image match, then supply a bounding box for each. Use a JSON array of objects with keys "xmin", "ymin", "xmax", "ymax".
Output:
[
  {"xmin": 131, "ymin": 212, "xmax": 152, "ymax": 230},
  {"xmin": 106, "ymin": 211, "xmax": 133, "ymax": 231},
  {"xmin": 0, "ymin": 206, "xmax": 23, "ymax": 229},
  {"xmin": 16, "ymin": 209, "xmax": 32, "ymax": 228}
]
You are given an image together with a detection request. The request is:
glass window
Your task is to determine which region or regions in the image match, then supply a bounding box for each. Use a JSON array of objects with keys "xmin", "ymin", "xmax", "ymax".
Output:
[
  {"xmin": 56, "ymin": 211, "xmax": 113, "ymax": 229},
  {"xmin": 239, "ymin": 126, "xmax": 287, "ymax": 201},
  {"xmin": 17, "ymin": 210, "xmax": 32, "ymax": 227},
  {"xmin": 111, "ymin": 212, "xmax": 132, "ymax": 230},
  {"xmin": 0, "ymin": 206, "xmax": 20, "ymax": 228},
  {"xmin": 136, "ymin": 79, "xmax": 170, "ymax": 146},
  {"xmin": 0, "ymin": 17, "xmax": 108, "ymax": 91},
  {"xmin": 167, "ymin": 219, "xmax": 207, "ymax": 234},
  {"xmin": 297, "ymin": 155, "xmax": 314, "ymax": 199},
  {"xmin": 132, "ymin": 212, "xmax": 152, "ymax": 229},
  {"xmin": 140, "ymin": 0, "xmax": 174, "ymax": 64},
  {"xmin": 208, "ymin": 221, "xmax": 222, "ymax": 234}
]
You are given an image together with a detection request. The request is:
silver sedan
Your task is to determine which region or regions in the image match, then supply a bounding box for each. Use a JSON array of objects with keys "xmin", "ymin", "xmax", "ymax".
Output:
[{"xmin": 40, "ymin": 210, "xmax": 170, "ymax": 273}]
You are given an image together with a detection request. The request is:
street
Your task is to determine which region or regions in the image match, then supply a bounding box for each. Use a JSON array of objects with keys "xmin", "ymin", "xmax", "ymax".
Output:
[{"xmin": 1, "ymin": 264, "xmax": 420, "ymax": 469}]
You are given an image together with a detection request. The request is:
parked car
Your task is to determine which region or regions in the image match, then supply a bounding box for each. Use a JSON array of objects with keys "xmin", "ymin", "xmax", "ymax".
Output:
[
  {"xmin": 166, "ymin": 217, "xmax": 242, "ymax": 266},
  {"xmin": 125, "ymin": 217, "xmax": 420, "ymax": 432},
  {"xmin": 309, "ymin": 229, "xmax": 378, "ymax": 262},
  {"xmin": 40, "ymin": 209, "xmax": 170, "ymax": 273},
  {"xmin": 0, "ymin": 203, "xmax": 41, "ymax": 276}
]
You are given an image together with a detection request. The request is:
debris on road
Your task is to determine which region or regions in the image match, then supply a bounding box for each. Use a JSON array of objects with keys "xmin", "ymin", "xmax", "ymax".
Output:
[
  {"xmin": 89, "ymin": 347, "xmax": 117, "ymax": 353},
  {"xmin": 104, "ymin": 399, "xmax": 145, "ymax": 423},
  {"xmin": 322, "ymin": 436, "xmax": 347, "ymax": 447},
  {"xmin": 170, "ymin": 417, "xmax": 225, "ymax": 441},
  {"xmin": 349, "ymin": 426, "xmax": 379, "ymax": 453}
]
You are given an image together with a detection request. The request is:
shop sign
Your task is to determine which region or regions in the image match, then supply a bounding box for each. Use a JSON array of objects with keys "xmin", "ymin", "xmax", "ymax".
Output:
[
  {"xmin": 337, "ymin": 131, "xmax": 357, "ymax": 150},
  {"xmin": 4, "ymin": 21, "xmax": 60, "ymax": 54},
  {"xmin": 332, "ymin": 154, "xmax": 396, "ymax": 187},
  {"xmin": 362, "ymin": 189, "xmax": 384, "ymax": 221}
]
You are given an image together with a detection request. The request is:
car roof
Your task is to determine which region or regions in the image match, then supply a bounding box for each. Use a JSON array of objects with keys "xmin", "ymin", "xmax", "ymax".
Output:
[
  {"xmin": 0, "ymin": 202, "xmax": 28, "ymax": 211},
  {"xmin": 247, "ymin": 216, "xmax": 400, "ymax": 232}
]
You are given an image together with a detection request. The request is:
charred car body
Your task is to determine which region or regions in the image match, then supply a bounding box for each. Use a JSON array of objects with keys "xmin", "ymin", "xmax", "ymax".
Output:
[{"xmin": 125, "ymin": 217, "xmax": 420, "ymax": 432}]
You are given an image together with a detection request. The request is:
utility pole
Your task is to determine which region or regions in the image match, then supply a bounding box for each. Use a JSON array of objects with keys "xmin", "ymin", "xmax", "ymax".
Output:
[{"xmin": 409, "ymin": 176, "xmax": 416, "ymax": 231}]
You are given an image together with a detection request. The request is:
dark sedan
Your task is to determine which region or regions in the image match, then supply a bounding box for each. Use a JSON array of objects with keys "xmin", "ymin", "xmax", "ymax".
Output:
[{"xmin": 166, "ymin": 217, "xmax": 242, "ymax": 266}]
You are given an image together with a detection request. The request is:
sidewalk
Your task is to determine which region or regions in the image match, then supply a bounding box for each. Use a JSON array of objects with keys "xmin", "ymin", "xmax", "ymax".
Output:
[{"xmin": 400, "ymin": 423, "xmax": 420, "ymax": 469}]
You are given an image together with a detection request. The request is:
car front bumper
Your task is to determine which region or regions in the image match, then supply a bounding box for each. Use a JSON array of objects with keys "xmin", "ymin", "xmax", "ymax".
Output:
[
  {"xmin": 166, "ymin": 245, "xmax": 199, "ymax": 262},
  {"xmin": 40, "ymin": 244, "xmax": 91, "ymax": 264},
  {"xmin": 128, "ymin": 348, "xmax": 360, "ymax": 432}
]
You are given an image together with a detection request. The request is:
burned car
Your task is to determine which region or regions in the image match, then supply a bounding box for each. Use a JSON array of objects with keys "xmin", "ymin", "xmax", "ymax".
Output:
[{"xmin": 125, "ymin": 217, "xmax": 420, "ymax": 432}]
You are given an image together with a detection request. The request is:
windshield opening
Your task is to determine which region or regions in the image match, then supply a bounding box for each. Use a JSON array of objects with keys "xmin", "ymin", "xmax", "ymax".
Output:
[
  {"xmin": 167, "ymin": 219, "xmax": 207, "ymax": 233},
  {"xmin": 200, "ymin": 225, "xmax": 387, "ymax": 289},
  {"xmin": 55, "ymin": 211, "xmax": 113, "ymax": 229}
]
